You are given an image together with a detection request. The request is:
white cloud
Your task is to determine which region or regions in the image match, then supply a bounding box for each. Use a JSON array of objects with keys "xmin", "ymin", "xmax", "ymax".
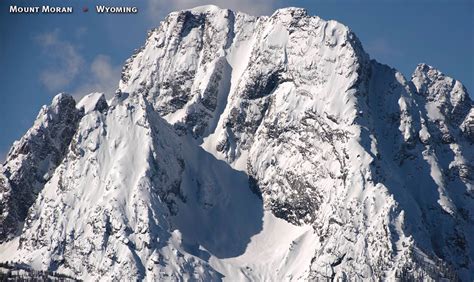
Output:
[
  {"xmin": 75, "ymin": 26, "xmax": 88, "ymax": 40},
  {"xmin": 72, "ymin": 54, "xmax": 121, "ymax": 99},
  {"xmin": 35, "ymin": 30, "xmax": 84, "ymax": 92},
  {"xmin": 365, "ymin": 38, "xmax": 403, "ymax": 60},
  {"xmin": 146, "ymin": 0, "xmax": 277, "ymax": 23},
  {"xmin": 35, "ymin": 30, "xmax": 121, "ymax": 99}
]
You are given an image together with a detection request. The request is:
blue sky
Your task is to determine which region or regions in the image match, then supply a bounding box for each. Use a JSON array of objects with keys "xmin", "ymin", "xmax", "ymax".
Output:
[{"xmin": 0, "ymin": 0, "xmax": 473, "ymax": 161}]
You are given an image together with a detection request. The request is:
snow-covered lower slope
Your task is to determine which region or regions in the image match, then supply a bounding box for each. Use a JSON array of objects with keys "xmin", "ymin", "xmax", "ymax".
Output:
[
  {"xmin": 1, "ymin": 5, "xmax": 473, "ymax": 281},
  {"xmin": 4, "ymin": 93, "xmax": 316, "ymax": 280}
]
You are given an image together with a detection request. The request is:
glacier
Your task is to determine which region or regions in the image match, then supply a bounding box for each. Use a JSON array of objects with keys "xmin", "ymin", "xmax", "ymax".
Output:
[{"xmin": 1, "ymin": 5, "xmax": 473, "ymax": 281}]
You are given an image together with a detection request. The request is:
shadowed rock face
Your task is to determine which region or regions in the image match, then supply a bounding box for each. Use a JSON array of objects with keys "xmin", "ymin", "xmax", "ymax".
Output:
[
  {"xmin": 1, "ymin": 5, "xmax": 473, "ymax": 281},
  {"xmin": 0, "ymin": 94, "xmax": 83, "ymax": 243},
  {"xmin": 462, "ymin": 109, "xmax": 474, "ymax": 142}
]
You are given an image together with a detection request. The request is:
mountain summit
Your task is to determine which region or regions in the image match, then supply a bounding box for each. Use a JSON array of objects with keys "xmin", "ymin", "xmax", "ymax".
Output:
[{"xmin": 1, "ymin": 6, "xmax": 473, "ymax": 281}]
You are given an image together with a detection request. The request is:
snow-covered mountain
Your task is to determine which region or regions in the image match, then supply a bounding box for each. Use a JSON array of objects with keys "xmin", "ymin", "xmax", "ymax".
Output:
[{"xmin": 1, "ymin": 5, "xmax": 473, "ymax": 281}]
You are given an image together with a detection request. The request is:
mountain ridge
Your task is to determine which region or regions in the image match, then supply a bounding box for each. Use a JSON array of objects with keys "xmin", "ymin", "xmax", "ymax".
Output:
[{"xmin": 1, "ymin": 6, "xmax": 473, "ymax": 281}]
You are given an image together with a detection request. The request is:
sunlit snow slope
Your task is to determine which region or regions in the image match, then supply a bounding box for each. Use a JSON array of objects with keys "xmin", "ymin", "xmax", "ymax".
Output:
[{"xmin": 1, "ymin": 5, "xmax": 473, "ymax": 281}]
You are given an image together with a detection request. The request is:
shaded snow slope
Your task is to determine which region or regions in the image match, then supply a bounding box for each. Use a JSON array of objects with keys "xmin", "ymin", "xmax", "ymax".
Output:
[
  {"xmin": 1, "ymin": 5, "xmax": 473, "ymax": 281},
  {"xmin": 76, "ymin": 92, "xmax": 108, "ymax": 115}
]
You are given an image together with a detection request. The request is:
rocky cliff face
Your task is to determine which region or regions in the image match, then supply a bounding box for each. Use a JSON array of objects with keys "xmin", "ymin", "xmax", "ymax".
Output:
[
  {"xmin": 0, "ymin": 94, "xmax": 83, "ymax": 243},
  {"xmin": 1, "ymin": 5, "xmax": 472, "ymax": 281}
]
